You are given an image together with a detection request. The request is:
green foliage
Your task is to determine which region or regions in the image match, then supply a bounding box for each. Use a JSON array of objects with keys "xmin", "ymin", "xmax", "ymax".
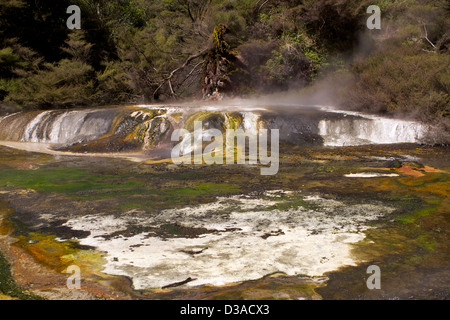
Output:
[
  {"xmin": 61, "ymin": 31, "xmax": 94, "ymax": 63},
  {"xmin": 260, "ymin": 31, "xmax": 325, "ymax": 89},
  {"xmin": 348, "ymin": 48, "xmax": 450, "ymax": 115},
  {"xmin": 339, "ymin": 0, "xmax": 450, "ymax": 144},
  {"xmin": 5, "ymin": 59, "xmax": 95, "ymax": 108},
  {"xmin": 213, "ymin": 24, "xmax": 231, "ymax": 54},
  {"xmin": 1, "ymin": 0, "xmax": 73, "ymax": 62},
  {"xmin": 0, "ymin": 48, "xmax": 20, "ymax": 70}
]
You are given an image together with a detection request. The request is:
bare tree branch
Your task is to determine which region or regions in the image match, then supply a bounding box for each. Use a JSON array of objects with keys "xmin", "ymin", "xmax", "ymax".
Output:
[
  {"xmin": 258, "ymin": 0, "xmax": 270, "ymax": 12},
  {"xmin": 187, "ymin": 2, "xmax": 195, "ymax": 22},
  {"xmin": 153, "ymin": 47, "xmax": 211, "ymax": 99},
  {"xmin": 176, "ymin": 60, "xmax": 205, "ymax": 89},
  {"xmin": 423, "ymin": 25, "xmax": 437, "ymax": 49}
]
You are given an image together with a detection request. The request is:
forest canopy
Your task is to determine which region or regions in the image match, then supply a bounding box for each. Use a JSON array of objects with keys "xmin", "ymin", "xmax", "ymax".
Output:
[{"xmin": 0, "ymin": 0, "xmax": 449, "ymax": 134}]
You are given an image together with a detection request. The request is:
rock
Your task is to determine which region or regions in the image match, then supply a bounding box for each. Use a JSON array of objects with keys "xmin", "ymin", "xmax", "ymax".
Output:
[
  {"xmin": 162, "ymin": 277, "xmax": 197, "ymax": 289},
  {"xmin": 384, "ymin": 159, "xmax": 402, "ymax": 168}
]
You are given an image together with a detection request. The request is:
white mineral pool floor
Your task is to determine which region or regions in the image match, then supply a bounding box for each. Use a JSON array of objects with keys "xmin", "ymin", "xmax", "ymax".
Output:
[{"xmin": 64, "ymin": 191, "xmax": 395, "ymax": 290}]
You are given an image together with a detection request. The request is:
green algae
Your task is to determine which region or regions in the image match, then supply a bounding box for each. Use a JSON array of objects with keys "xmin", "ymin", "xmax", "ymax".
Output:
[
  {"xmin": 394, "ymin": 173, "xmax": 448, "ymax": 188},
  {"xmin": 16, "ymin": 232, "xmax": 81, "ymax": 271},
  {"xmin": 224, "ymin": 113, "xmax": 243, "ymax": 130},
  {"xmin": 0, "ymin": 162, "xmax": 242, "ymax": 214},
  {"xmin": 317, "ymin": 190, "xmax": 448, "ymax": 299},
  {"xmin": 397, "ymin": 207, "xmax": 438, "ymax": 224},
  {"xmin": 169, "ymin": 112, "xmax": 183, "ymax": 123},
  {"xmin": 16, "ymin": 231, "xmax": 106, "ymax": 278},
  {"xmin": 160, "ymin": 223, "xmax": 215, "ymax": 238},
  {"xmin": 129, "ymin": 122, "xmax": 149, "ymax": 144},
  {"xmin": 166, "ymin": 183, "xmax": 240, "ymax": 197},
  {"xmin": 263, "ymin": 194, "xmax": 311, "ymax": 211},
  {"xmin": 0, "ymin": 201, "xmax": 43, "ymax": 300},
  {"xmin": 184, "ymin": 112, "xmax": 226, "ymax": 131},
  {"xmin": 414, "ymin": 233, "xmax": 436, "ymax": 252},
  {"xmin": 116, "ymin": 182, "xmax": 241, "ymax": 211},
  {"xmin": 0, "ymin": 251, "xmax": 42, "ymax": 300},
  {"xmin": 0, "ymin": 165, "xmax": 241, "ymax": 204},
  {"xmin": 3, "ymin": 205, "xmax": 107, "ymax": 287},
  {"xmin": 0, "ymin": 167, "xmax": 144, "ymax": 195}
]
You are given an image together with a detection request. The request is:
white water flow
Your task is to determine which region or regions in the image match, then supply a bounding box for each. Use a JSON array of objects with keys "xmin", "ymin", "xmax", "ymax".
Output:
[
  {"xmin": 317, "ymin": 107, "xmax": 426, "ymax": 146},
  {"xmin": 0, "ymin": 105, "xmax": 427, "ymax": 149},
  {"xmin": 0, "ymin": 109, "xmax": 117, "ymax": 144},
  {"xmin": 22, "ymin": 111, "xmax": 52, "ymax": 142},
  {"xmin": 318, "ymin": 117, "xmax": 426, "ymax": 146}
]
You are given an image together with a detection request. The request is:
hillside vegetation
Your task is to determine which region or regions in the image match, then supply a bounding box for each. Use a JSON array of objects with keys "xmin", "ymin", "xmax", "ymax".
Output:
[{"xmin": 0, "ymin": 0, "xmax": 449, "ymax": 140}]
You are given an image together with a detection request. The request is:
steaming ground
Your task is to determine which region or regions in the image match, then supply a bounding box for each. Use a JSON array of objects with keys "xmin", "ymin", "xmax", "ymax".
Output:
[{"xmin": 64, "ymin": 191, "xmax": 395, "ymax": 290}]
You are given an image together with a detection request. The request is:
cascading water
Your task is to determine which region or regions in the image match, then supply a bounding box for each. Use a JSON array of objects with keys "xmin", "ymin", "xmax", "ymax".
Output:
[
  {"xmin": 315, "ymin": 106, "xmax": 427, "ymax": 146},
  {"xmin": 318, "ymin": 117, "xmax": 426, "ymax": 146},
  {"xmin": 0, "ymin": 105, "xmax": 427, "ymax": 154},
  {"xmin": 0, "ymin": 109, "xmax": 118, "ymax": 144}
]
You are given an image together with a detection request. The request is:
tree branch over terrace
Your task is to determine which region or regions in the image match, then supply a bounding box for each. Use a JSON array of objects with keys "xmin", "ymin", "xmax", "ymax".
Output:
[{"xmin": 153, "ymin": 47, "xmax": 211, "ymax": 99}]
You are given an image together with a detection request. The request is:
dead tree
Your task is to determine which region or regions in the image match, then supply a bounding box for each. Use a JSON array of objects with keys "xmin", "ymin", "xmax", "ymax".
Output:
[
  {"xmin": 153, "ymin": 47, "xmax": 211, "ymax": 100},
  {"xmin": 153, "ymin": 24, "xmax": 246, "ymax": 101}
]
